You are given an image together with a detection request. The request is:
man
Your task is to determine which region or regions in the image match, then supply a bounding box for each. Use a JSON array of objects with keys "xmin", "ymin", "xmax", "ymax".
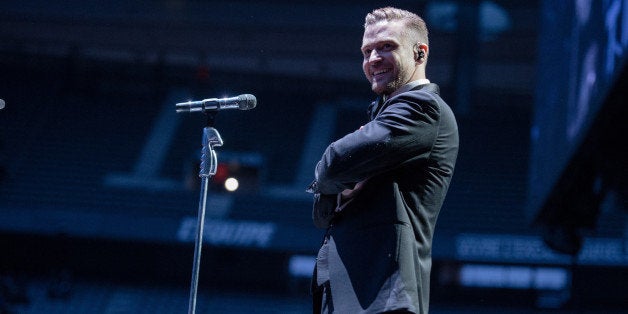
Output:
[{"xmin": 307, "ymin": 7, "xmax": 459, "ymax": 314}]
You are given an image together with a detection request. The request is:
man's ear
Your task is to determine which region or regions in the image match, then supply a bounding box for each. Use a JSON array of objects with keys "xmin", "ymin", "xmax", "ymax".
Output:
[{"xmin": 415, "ymin": 43, "xmax": 428, "ymax": 61}]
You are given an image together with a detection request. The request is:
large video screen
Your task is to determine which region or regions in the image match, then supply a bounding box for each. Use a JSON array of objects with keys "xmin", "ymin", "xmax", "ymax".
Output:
[{"xmin": 527, "ymin": 0, "xmax": 628, "ymax": 219}]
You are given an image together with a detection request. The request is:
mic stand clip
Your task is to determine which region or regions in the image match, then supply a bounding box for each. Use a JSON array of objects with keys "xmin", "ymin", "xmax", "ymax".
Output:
[{"xmin": 188, "ymin": 112, "xmax": 223, "ymax": 314}]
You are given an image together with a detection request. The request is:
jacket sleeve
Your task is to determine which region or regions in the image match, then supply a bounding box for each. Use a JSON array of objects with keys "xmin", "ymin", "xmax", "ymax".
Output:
[
  {"xmin": 310, "ymin": 93, "xmax": 441, "ymax": 195},
  {"xmin": 311, "ymin": 193, "xmax": 337, "ymax": 229}
]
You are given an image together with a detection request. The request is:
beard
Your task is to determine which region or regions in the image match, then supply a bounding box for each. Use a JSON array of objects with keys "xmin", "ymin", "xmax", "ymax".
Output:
[
  {"xmin": 370, "ymin": 57, "xmax": 415, "ymax": 95},
  {"xmin": 382, "ymin": 76, "xmax": 407, "ymax": 95},
  {"xmin": 372, "ymin": 69, "xmax": 409, "ymax": 95}
]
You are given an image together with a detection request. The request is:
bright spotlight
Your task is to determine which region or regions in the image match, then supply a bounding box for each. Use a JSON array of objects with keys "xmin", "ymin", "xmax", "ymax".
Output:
[{"xmin": 224, "ymin": 177, "xmax": 239, "ymax": 192}]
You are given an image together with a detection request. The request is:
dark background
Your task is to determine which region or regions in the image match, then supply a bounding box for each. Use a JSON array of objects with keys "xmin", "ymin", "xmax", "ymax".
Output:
[{"xmin": 1, "ymin": 1, "xmax": 626, "ymax": 313}]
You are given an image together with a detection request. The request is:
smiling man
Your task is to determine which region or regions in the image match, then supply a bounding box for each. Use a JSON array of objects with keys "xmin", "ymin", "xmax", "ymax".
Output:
[{"xmin": 307, "ymin": 7, "xmax": 459, "ymax": 314}]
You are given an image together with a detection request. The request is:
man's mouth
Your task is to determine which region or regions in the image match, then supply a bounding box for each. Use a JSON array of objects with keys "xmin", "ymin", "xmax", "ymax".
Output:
[
  {"xmin": 373, "ymin": 70, "xmax": 389, "ymax": 76},
  {"xmin": 372, "ymin": 69, "xmax": 390, "ymax": 79}
]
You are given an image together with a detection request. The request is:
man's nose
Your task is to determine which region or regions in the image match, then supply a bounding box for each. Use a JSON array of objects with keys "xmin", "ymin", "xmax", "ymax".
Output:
[{"xmin": 368, "ymin": 50, "xmax": 382, "ymax": 63}]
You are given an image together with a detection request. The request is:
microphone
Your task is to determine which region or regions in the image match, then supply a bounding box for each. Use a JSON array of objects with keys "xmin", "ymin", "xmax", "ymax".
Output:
[{"xmin": 176, "ymin": 94, "xmax": 256, "ymax": 113}]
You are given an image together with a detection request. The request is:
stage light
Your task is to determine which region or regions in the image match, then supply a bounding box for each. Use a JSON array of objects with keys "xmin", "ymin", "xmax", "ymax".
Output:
[{"xmin": 224, "ymin": 177, "xmax": 239, "ymax": 192}]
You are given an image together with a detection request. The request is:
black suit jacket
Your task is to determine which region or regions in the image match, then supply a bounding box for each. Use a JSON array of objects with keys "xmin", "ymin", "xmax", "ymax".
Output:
[{"xmin": 308, "ymin": 83, "xmax": 459, "ymax": 313}]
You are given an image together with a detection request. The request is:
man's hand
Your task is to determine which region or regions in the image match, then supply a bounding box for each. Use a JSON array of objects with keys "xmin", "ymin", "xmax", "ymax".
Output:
[{"xmin": 341, "ymin": 180, "xmax": 366, "ymax": 200}]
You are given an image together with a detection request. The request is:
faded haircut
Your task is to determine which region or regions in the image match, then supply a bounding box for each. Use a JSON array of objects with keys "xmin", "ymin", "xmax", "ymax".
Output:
[{"xmin": 364, "ymin": 7, "xmax": 429, "ymax": 46}]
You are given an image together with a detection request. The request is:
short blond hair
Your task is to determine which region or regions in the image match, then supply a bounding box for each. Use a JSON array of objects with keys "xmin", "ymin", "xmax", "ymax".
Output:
[{"xmin": 364, "ymin": 7, "xmax": 429, "ymax": 46}]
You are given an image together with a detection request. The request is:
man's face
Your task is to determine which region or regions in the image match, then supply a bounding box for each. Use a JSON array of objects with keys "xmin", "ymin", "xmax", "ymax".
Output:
[{"xmin": 361, "ymin": 20, "xmax": 417, "ymax": 95}]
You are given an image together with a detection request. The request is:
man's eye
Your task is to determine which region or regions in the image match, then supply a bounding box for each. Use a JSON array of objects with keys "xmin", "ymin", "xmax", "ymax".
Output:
[
  {"xmin": 382, "ymin": 43, "xmax": 393, "ymax": 50},
  {"xmin": 363, "ymin": 49, "xmax": 372, "ymax": 57}
]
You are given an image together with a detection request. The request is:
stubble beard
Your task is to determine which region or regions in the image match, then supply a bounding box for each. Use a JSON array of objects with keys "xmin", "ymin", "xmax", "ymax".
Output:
[{"xmin": 372, "ymin": 69, "xmax": 408, "ymax": 96}]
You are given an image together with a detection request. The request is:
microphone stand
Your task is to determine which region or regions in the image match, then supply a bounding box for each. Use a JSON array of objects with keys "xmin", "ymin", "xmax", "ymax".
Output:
[{"xmin": 188, "ymin": 112, "xmax": 223, "ymax": 314}]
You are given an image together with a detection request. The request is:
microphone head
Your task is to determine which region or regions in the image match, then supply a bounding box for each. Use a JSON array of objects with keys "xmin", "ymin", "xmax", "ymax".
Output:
[{"xmin": 237, "ymin": 94, "xmax": 257, "ymax": 110}]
